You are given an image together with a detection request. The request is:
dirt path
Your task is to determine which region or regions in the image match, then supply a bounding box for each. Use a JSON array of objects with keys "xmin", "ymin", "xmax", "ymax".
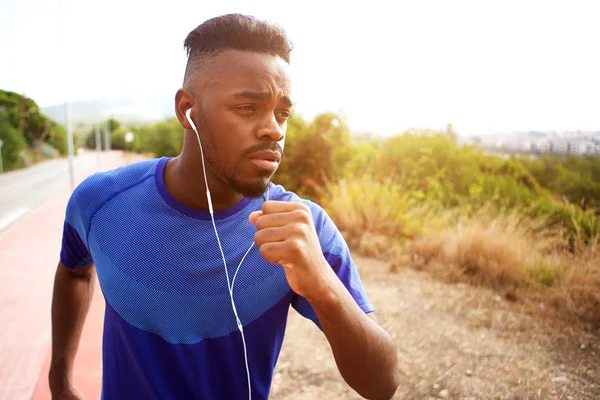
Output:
[{"xmin": 270, "ymin": 256, "xmax": 600, "ymax": 400}]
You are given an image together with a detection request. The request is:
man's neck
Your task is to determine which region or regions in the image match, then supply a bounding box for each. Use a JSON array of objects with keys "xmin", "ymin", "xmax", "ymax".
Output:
[{"xmin": 164, "ymin": 146, "xmax": 244, "ymax": 213}]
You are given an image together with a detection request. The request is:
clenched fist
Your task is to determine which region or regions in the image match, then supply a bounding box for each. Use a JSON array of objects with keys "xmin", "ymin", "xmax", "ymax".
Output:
[{"xmin": 249, "ymin": 201, "xmax": 336, "ymax": 300}]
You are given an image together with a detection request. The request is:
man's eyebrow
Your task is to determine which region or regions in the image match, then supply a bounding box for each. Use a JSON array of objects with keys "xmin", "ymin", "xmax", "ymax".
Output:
[{"xmin": 233, "ymin": 90, "xmax": 293, "ymax": 108}]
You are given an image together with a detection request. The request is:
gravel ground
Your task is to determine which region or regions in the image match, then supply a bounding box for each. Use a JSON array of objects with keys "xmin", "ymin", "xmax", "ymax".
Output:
[{"xmin": 269, "ymin": 256, "xmax": 600, "ymax": 400}]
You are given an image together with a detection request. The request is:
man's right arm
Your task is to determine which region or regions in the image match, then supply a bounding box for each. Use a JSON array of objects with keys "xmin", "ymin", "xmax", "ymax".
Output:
[{"xmin": 49, "ymin": 261, "xmax": 95, "ymax": 399}]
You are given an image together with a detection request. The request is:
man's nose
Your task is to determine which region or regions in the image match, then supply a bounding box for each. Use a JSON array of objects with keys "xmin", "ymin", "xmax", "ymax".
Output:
[{"xmin": 256, "ymin": 114, "xmax": 284, "ymax": 142}]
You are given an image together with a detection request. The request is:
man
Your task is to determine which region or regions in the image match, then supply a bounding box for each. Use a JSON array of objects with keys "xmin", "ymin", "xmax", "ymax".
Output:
[{"xmin": 49, "ymin": 13, "xmax": 399, "ymax": 400}]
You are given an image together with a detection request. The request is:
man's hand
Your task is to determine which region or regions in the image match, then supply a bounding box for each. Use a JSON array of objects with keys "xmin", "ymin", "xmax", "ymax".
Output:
[
  {"xmin": 251, "ymin": 200, "xmax": 400, "ymax": 400},
  {"xmin": 49, "ymin": 379, "xmax": 84, "ymax": 400},
  {"xmin": 249, "ymin": 201, "xmax": 335, "ymax": 300}
]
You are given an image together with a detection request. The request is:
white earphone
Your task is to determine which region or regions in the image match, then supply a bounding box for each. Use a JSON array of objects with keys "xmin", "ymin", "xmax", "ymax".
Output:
[{"xmin": 185, "ymin": 108, "xmax": 267, "ymax": 400}]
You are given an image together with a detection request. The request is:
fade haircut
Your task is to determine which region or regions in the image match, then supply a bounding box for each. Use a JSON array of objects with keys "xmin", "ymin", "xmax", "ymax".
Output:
[{"xmin": 182, "ymin": 14, "xmax": 293, "ymax": 86}]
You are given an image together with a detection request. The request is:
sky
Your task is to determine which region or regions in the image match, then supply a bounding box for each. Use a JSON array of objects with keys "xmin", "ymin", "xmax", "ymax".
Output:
[{"xmin": 0, "ymin": 0, "xmax": 599, "ymax": 135}]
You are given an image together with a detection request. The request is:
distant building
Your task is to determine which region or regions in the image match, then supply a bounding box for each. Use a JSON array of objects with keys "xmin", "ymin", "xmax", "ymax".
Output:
[
  {"xmin": 532, "ymin": 138, "xmax": 551, "ymax": 153},
  {"xmin": 460, "ymin": 130, "xmax": 600, "ymax": 158},
  {"xmin": 551, "ymin": 139, "xmax": 570, "ymax": 154}
]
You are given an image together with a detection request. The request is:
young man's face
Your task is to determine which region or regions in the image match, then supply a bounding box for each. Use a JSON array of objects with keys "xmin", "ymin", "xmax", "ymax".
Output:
[{"xmin": 181, "ymin": 49, "xmax": 293, "ymax": 198}]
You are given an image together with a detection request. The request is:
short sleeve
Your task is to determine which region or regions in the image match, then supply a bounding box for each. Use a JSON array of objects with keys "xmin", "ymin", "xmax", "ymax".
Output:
[
  {"xmin": 291, "ymin": 205, "xmax": 374, "ymax": 329},
  {"xmin": 60, "ymin": 221, "xmax": 93, "ymax": 269},
  {"xmin": 59, "ymin": 183, "xmax": 94, "ymax": 270}
]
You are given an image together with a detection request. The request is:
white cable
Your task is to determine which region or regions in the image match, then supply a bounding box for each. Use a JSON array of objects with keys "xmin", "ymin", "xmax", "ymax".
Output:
[
  {"xmin": 187, "ymin": 109, "xmax": 254, "ymax": 400},
  {"xmin": 231, "ymin": 187, "xmax": 269, "ymax": 292}
]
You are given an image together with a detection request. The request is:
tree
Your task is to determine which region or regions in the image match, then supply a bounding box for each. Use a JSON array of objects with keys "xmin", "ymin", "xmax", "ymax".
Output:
[
  {"xmin": 47, "ymin": 123, "xmax": 67, "ymax": 155},
  {"xmin": 0, "ymin": 89, "xmax": 67, "ymax": 157},
  {"xmin": 135, "ymin": 118, "xmax": 184, "ymax": 157},
  {"xmin": 0, "ymin": 110, "xmax": 27, "ymax": 170},
  {"xmin": 273, "ymin": 111, "xmax": 351, "ymax": 201}
]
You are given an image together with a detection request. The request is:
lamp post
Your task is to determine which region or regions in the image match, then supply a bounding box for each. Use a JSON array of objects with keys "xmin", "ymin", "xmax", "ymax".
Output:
[{"xmin": 57, "ymin": 0, "xmax": 75, "ymax": 190}]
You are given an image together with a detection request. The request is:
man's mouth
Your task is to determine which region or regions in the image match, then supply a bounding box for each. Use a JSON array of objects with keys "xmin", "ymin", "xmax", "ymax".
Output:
[{"xmin": 248, "ymin": 150, "xmax": 282, "ymax": 172}]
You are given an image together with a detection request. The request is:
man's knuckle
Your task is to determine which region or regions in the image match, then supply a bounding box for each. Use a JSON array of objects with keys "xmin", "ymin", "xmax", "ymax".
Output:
[
  {"xmin": 288, "ymin": 223, "xmax": 303, "ymax": 236},
  {"xmin": 259, "ymin": 242, "xmax": 271, "ymax": 255},
  {"xmin": 255, "ymin": 230, "xmax": 268, "ymax": 245},
  {"xmin": 289, "ymin": 237, "xmax": 304, "ymax": 252},
  {"xmin": 293, "ymin": 209, "xmax": 309, "ymax": 222}
]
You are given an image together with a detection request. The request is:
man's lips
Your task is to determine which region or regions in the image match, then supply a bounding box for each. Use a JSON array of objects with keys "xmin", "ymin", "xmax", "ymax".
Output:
[
  {"xmin": 249, "ymin": 159, "xmax": 279, "ymax": 171},
  {"xmin": 248, "ymin": 150, "xmax": 282, "ymax": 163},
  {"xmin": 248, "ymin": 150, "xmax": 282, "ymax": 172}
]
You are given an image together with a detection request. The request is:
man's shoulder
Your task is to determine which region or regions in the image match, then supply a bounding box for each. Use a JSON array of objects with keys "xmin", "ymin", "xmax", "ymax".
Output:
[{"xmin": 67, "ymin": 157, "xmax": 162, "ymax": 220}]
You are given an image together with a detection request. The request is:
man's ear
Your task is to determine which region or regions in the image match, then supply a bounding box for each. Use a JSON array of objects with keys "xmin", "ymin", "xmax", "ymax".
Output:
[{"xmin": 175, "ymin": 88, "xmax": 196, "ymax": 130}]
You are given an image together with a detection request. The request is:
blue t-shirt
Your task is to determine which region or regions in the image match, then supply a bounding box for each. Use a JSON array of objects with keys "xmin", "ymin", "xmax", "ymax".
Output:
[{"xmin": 60, "ymin": 156, "xmax": 374, "ymax": 399}]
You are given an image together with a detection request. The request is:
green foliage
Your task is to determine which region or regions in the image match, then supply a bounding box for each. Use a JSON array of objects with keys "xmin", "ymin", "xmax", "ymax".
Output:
[
  {"xmin": 0, "ymin": 110, "xmax": 27, "ymax": 170},
  {"xmin": 273, "ymin": 112, "xmax": 352, "ymax": 201},
  {"xmin": 110, "ymin": 128, "xmax": 127, "ymax": 150},
  {"xmin": 47, "ymin": 123, "xmax": 67, "ymax": 155},
  {"xmin": 315, "ymin": 126, "xmax": 599, "ymax": 247},
  {"xmin": 529, "ymin": 198, "xmax": 600, "ymax": 247},
  {"xmin": 322, "ymin": 175, "xmax": 451, "ymax": 244},
  {"xmin": 520, "ymin": 155, "xmax": 600, "ymax": 210},
  {"xmin": 1, "ymin": 90, "xmax": 51, "ymax": 145},
  {"xmin": 133, "ymin": 117, "xmax": 184, "ymax": 157},
  {"xmin": 526, "ymin": 260, "xmax": 562, "ymax": 287},
  {"xmin": 0, "ymin": 89, "xmax": 67, "ymax": 167}
]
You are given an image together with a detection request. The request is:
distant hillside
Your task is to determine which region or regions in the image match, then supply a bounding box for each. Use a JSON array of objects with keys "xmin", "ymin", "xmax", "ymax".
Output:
[{"xmin": 41, "ymin": 94, "xmax": 176, "ymax": 126}]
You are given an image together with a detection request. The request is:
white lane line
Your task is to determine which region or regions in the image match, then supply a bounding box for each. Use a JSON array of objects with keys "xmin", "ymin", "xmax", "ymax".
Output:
[{"xmin": 0, "ymin": 207, "xmax": 30, "ymax": 232}]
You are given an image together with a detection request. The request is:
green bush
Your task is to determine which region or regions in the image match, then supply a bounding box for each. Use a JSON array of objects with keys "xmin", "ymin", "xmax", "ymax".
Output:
[
  {"xmin": 0, "ymin": 111, "xmax": 27, "ymax": 170},
  {"xmin": 134, "ymin": 118, "xmax": 184, "ymax": 157},
  {"xmin": 0, "ymin": 89, "xmax": 68, "ymax": 164},
  {"xmin": 520, "ymin": 155, "xmax": 600, "ymax": 209},
  {"xmin": 47, "ymin": 123, "xmax": 67, "ymax": 155},
  {"xmin": 273, "ymin": 112, "xmax": 351, "ymax": 201}
]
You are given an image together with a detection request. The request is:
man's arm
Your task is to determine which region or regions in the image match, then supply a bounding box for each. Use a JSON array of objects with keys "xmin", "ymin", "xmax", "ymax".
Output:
[
  {"xmin": 250, "ymin": 201, "xmax": 400, "ymax": 400},
  {"xmin": 305, "ymin": 273, "xmax": 399, "ymax": 400},
  {"xmin": 48, "ymin": 261, "xmax": 95, "ymax": 399}
]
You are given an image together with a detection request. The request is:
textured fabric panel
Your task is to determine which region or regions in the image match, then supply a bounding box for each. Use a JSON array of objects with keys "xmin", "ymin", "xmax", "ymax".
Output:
[
  {"xmin": 101, "ymin": 294, "xmax": 291, "ymax": 400},
  {"xmin": 89, "ymin": 174, "xmax": 291, "ymax": 342},
  {"xmin": 91, "ymin": 177, "xmax": 282, "ymax": 297},
  {"xmin": 92, "ymin": 234, "xmax": 291, "ymax": 343}
]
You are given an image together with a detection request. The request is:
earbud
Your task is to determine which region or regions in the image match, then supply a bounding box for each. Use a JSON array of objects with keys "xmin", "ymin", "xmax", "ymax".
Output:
[{"xmin": 185, "ymin": 108, "xmax": 197, "ymax": 132}]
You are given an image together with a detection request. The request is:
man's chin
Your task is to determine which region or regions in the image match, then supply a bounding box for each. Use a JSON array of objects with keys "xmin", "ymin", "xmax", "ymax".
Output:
[{"xmin": 230, "ymin": 177, "xmax": 271, "ymax": 198}]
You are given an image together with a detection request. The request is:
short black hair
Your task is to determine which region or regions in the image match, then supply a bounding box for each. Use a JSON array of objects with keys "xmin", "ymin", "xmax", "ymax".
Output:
[{"xmin": 183, "ymin": 14, "xmax": 293, "ymax": 84}]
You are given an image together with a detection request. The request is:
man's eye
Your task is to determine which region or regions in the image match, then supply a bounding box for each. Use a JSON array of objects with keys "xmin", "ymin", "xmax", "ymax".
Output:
[
  {"xmin": 276, "ymin": 111, "xmax": 291, "ymax": 120},
  {"xmin": 235, "ymin": 105, "xmax": 255, "ymax": 112}
]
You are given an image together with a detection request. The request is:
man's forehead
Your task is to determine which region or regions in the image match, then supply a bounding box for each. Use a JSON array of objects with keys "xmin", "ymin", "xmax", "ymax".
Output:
[{"xmin": 202, "ymin": 49, "xmax": 291, "ymax": 89}]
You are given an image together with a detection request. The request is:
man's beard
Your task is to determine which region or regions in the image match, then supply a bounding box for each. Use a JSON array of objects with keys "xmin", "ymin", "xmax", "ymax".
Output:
[
  {"xmin": 197, "ymin": 113, "xmax": 279, "ymax": 198},
  {"xmin": 227, "ymin": 172, "xmax": 271, "ymax": 198}
]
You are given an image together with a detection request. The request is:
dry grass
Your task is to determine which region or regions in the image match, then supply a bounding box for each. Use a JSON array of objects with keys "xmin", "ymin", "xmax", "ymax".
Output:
[
  {"xmin": 322, "ymin": 176, "xmax": 600, "ymax": 327},
  {"xmin": 406, "ymin": 206, "xmax": 600, "ymax": 327},
  {"xmin": 409, "ymin": 206, "xmax": 565, "ymax": 288},
  {"xmin": 547, "ymin": 222, "xmax": 600, "ymax": 326}
]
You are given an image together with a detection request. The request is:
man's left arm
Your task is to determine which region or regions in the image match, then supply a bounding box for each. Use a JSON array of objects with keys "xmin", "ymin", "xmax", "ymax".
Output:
[
  {"xmin": 250, "ymin": 201, "xmax": 400, "ymax": 400},
  {"xmin": 306, "ymin": 265, "xmax": 400, "ymax": 400}
]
